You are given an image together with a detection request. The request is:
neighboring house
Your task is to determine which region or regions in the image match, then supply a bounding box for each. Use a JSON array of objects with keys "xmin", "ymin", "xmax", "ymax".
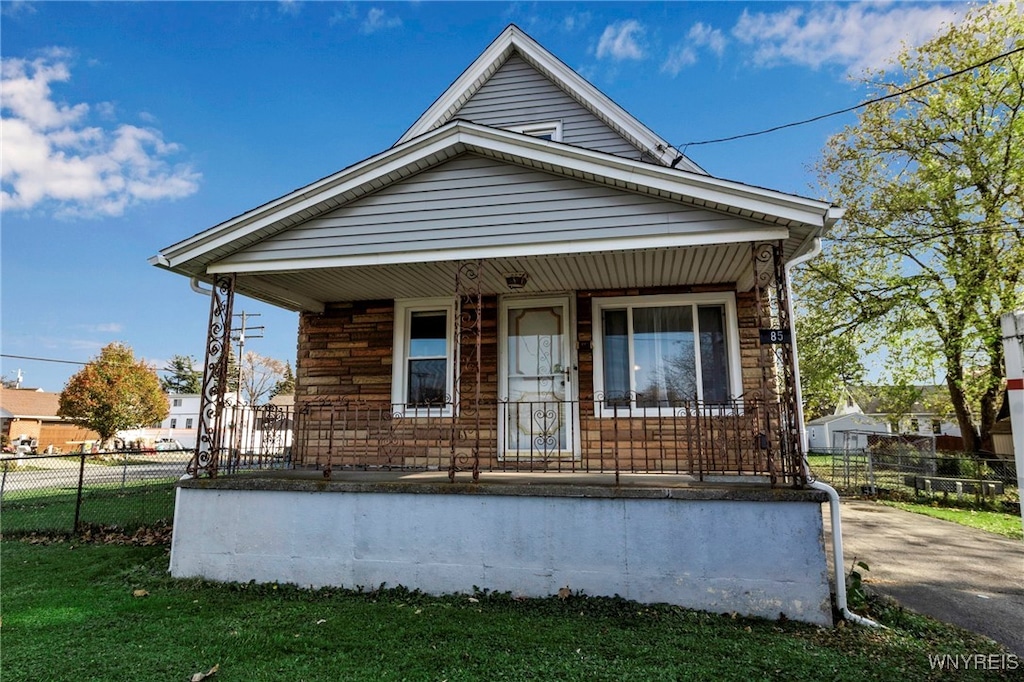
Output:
[
  {"xmin": 118, "ymin": 393, "xmax": 201, "ymax": 449},
  {"xmin": 806, "ymin": 413, "xmax": 889, "ymax": 451},
  {"xmin": 806, "ymin": 385, "xmax": 962, "ymax": 451},
  {"xmin": 151, "ymin": 26, "xmax": 842, "ymax": 625},
  {"xmin": 0, "ymin": 386, "xmax": 99, "ymax": 452}
]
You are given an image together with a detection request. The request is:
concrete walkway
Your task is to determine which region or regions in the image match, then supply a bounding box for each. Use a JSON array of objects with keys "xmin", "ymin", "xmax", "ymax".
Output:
[{"xmin": 826, "ymin": 500, "xmax": 1024, "ymax": 656}]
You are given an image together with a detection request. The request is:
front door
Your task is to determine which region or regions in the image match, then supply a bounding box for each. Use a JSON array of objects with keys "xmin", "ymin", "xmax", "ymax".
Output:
[{"xmin": 500, "ymin": 297, "xmax": 578, "ymax": 460}]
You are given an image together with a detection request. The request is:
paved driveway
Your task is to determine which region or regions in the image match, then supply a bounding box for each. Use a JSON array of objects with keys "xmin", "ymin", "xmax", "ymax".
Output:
[{"xmin": 825, "ymin": 500, "xmax": 1024, "ymax": 656}]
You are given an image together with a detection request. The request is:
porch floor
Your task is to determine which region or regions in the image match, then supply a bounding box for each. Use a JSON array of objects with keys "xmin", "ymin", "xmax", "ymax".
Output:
[{"xmin": 179, "ymin": 469, "xmax": 828, "ymax": 503}]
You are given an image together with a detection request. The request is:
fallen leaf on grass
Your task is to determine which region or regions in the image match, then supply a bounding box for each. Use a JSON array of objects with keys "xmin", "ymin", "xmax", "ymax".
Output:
[
  {"xmin": 190, "ymin": 664, "xmax": 219, "ymax": 681},
  {"xmin": 316, "ymin": 619, "xmax": 327, "ymax": 625},
  {"xmin": 132, "ymin": 589, "xmax": 149, "ymax": 598}
]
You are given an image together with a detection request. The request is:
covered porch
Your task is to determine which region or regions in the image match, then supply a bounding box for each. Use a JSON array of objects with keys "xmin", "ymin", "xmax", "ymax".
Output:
[{"xmin": 190, "ymin": 237, "xmax": 810, "ymax": 487}]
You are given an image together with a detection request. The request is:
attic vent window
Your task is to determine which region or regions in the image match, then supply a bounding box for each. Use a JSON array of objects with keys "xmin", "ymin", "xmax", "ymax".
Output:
[{"xmin": 508, "ymin": 121, "xmax": 562, "ymax": 142}]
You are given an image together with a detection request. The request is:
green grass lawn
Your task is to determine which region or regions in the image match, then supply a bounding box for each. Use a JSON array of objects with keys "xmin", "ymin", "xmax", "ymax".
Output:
[
  {"xmin": 1, "ymin": 540, "xmax": 1017, "ymax": 681},
  {"xmin": 879, "ymin": 500, "xmax": 1023, "ymax": 540},
  {"xmin": 0, "ymin": 481, "xmax": 176, "ymax": 534}
]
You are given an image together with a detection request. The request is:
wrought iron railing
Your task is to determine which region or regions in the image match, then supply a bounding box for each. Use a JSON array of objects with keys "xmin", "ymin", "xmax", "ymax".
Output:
[{"xmin": 209, "ymin": 395, "xmax": 800, "ymax": 484}]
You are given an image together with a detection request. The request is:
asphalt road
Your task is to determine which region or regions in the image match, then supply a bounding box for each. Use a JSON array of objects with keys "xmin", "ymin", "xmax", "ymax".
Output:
[
  {"xmin": 826, "ymin": 500, "xmax": 1024, "ymax": 656},
  {"xmin": 1, "ymin": 453, "xmax": 191, "ymax": 495}
]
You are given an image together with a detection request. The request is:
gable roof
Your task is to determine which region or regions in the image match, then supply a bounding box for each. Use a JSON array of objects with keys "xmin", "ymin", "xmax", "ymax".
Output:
[
  {"xmin": 397, "ymin": 24, "xmax": 703, "ymax": 173},
  {"xmin": 152, "ymin": 120, "xmax": 839, "ymax": 288},
  {"xmin": 0, "ymin": 387, "xmax": 61, "ymax": 420}
]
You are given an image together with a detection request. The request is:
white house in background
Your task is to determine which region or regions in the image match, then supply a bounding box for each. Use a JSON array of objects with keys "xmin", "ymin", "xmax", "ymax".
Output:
[
  {"xmin": 806, "ymin": 413, "xmax": 890, "ymax": 451},
  {"xmin": 117, "ymin": 393, "xmax": 201, "ymax": 449},
  {"xmin": 806, "ymin": 385, "xmax": 961, "ymax": 451}
]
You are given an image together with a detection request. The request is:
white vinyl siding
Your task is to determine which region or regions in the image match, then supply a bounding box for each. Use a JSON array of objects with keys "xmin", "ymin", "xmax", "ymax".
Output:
[
  {"xmin": 221, "ymin": 154, "xmax": 745, "ymax": 267},
  {"xmin": 456, "ymin": 55, "xmax": 643, "ymax": 159}
]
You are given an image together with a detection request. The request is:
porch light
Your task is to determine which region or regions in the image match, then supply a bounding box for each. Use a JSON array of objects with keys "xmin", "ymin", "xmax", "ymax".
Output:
[{"xmin": 505, "ymin": 273, "xmax": 529, "ymax": 290}]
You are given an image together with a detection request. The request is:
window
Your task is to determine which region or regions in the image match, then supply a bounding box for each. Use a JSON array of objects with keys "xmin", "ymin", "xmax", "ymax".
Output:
[
  {"xmin": 172, "ymin": 398, "xmax": 182, "ymax": 407},
  {"xmin": 392, "ymin": 298, "xmax": 457, "ymax": 414},
  {"xmin": 185, "ymin": 418, "xmax": 194, "ymax": 429},
  {"xmin": 592, "ymin": 294, "xmax": 742, "ymax": 411},
  {"xmin": 932, "ymin": 419, "xmax": 942, "ymax": 434},
  {"xmin": 910, "ymin": 418, "xmax": 920, "ymax": 433},
  {"xmin": 170, "ymin": 419, "xmax": 178, "ymax": 429},
  {"xmin": 507, "ymin": 121, "xmax": 563, "ymax": 142}
]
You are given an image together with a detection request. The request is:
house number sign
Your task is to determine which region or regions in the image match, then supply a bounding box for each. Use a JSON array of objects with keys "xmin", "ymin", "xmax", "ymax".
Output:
[{"xmin": 759, "ymin": 329, "xmax": 792, "ymax": 344}]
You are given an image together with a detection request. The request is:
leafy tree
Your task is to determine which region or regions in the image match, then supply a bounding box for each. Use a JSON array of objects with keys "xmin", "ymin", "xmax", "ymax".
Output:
[
  {"xmin": 236, "ymin": 351, "xmax": 288, "ymax": 405},
  {"xmin": 269, "ymin": 361, "xmax": 295, "ymax": 399},
  {"xmin": 797, "ymin": 2, "xmax": 1024, "ymax": 452},
  {"xmin": 58, "ymin": 343, "xmax": 169, "ymax": 446},
  {"xmin": 160, "ymin": 354, "xmax": 202, "ymax": 394},
  {"xmin": 796, "ymin": 315, "xmax": 865, "ymax": 421}
]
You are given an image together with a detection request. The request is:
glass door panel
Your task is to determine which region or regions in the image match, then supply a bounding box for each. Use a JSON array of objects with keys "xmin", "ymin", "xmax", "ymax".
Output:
[{"xmin": 502, "ymin": 299, "xmax": 575, "ymax": 459}]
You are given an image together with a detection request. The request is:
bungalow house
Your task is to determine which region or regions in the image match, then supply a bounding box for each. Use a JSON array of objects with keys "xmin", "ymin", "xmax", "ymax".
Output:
[
  {"xmin": 806, "ymin": 385, "xmax": 962, "ymax": 452},
  {"xmin": 0, "ymin": 386, "xmax": 99, "ymax": 453},
  {"xmin": 152, "ymin": 26, "xmax": 844, "ymax": 625}
]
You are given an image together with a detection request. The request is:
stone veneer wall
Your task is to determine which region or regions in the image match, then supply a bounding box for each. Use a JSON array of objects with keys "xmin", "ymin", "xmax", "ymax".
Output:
[{"xmin": 294, "ymin": 286, "xmax": 775, "ymax": 472}]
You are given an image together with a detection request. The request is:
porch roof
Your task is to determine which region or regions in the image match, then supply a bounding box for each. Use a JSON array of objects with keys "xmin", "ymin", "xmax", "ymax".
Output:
[{"xmin": 151, "ymin": 121, "xmax": 840, "ymax": 312}]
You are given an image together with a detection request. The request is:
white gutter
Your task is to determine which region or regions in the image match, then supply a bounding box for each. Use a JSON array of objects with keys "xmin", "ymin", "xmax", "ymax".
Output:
[
  {"xmin": 785, "ymin": 235, "xmax": 883, "ymax": 628},
  {"xmin": 190, "ymin": 277, "xmax": 212, "ymax": 295}
]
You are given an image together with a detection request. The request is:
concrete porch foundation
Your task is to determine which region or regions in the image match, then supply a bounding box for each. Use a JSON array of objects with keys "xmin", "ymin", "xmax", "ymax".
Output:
[{"xmin": 170, "ymin": 472, "xmax": 833, "ymax": 625}]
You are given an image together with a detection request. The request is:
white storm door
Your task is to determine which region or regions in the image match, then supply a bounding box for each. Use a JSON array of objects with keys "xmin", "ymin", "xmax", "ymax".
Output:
[{"xmin": 500, "ymin": 297, "xmax": 577, "ymax": 460}]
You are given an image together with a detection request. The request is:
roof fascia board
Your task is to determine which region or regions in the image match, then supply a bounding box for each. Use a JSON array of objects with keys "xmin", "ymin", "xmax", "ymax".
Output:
[
  {"xmin": 396, "ymin": 25, "xmax": 702, "ymax": 174},
  {"xmin": 207, "ymin": 226, "xmax": 791, "ymax": 275},
  {"xmin": 396, "ymin": 26, "xmax": 517, "ymax": 145}
]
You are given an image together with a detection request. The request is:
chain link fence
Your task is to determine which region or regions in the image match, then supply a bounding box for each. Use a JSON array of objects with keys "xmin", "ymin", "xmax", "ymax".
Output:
[
  {"xmin": 0, "ymin": 449, "xmax": 192, "ymax": 535},
  {"xmin": 807, "ymin": 443, "xmax": 1018, "ymax": 509}
]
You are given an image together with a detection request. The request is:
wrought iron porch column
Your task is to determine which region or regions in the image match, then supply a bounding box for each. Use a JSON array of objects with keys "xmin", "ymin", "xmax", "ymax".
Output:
[
  {"xmin": 450, "ymin": 260, "xmax": 483, "ymax": 482},
  {"xmin": 189, "ymin": 274, "xmax": 236, "ymax": 477},
  {"xmin": 770, "ymin": 240, "xmax": 806, "ymax": 486},
  {"xmin": 752, "ymin": 243, "xmax": 805, "ymax": 486}
]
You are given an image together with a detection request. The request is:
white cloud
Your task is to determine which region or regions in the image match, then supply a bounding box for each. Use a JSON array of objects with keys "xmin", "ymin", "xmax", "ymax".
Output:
[
  {"xmin": 661, "ymin": 45, "xmax": 697, "ymax": 77},
  {"xmin": 76, "ymin": 322, "xmax": 124, "ymax": 333},
  {"xmin": 0, "ymin": 52, "xmax": 200, "ymax": 218},
  {"xmin": 732, "ymin": 3, "xmax": 962, "ymax": 73},
  {"xmin": 596, "ymin": 20, "xmax": 646, "ymax": 61},
  {"xmin": 0, "ymin": 0, "xmax": 36, "ymax": 18},
  {"xmin": 662, "ymin": 22, "xmax": 728, "ymax": 76},
  {"xmin": 689, "ymin": 22, "xmax": 727, "ymax": 57},
  {"xmin": 277, "ymin": 0, "xmax": 302, "ymax": 16},
  {"xmin": 562, "ymin": 12, "xmax": 591, "ymax": 33},
  {"xmin": 360, "ymin": 7, "xmax": 402, "ymax": 34}
]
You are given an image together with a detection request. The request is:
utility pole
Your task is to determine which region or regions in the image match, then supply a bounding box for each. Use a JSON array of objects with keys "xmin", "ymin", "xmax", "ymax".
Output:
[
  {"xmin": 231, "ymin": 311, "xmax": 264, "ymax": 405},
  {"xmin": 229, "ymin": 312, "xmax": 263, "ymax": 470}
]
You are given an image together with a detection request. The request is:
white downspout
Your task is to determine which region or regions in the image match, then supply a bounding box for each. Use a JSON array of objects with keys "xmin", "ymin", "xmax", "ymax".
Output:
[
  {"xmin": 785, "ymin": 235, "xmax": 883, "ymax": 628},
  {"xmin": 190, "ymin": 277, "xmax": 212, "ymax": 295}
]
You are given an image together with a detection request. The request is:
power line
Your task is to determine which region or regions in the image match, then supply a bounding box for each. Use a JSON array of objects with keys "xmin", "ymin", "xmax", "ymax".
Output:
[
  {"xmin": 1, "ymin": 353, "xmax": 173, "ymax": 371},
  {"xmin": 1, "ymin": 353, "xmax": 87, "ymax": 366},
  {"xmin": 676, "ymin": 44, "xmax": 1024, "ymax": 151}
]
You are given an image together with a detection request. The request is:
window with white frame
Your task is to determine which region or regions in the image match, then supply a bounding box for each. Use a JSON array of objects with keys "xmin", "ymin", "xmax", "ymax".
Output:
[
  {"xmin": 507, "ymin": 121, "xmax": 563, "ymax": 142},
  {"xmin": 170, "ymin": 418, "xmax": 178, "ymax": 429},
  {"xmin": 592, "ymin": 294, "xmax": 742, "ymax": 411},
  {"xmin": 185, "ymin": 418, "xmax": 194, "ymax": 429},
  {"xmin": 392, "ymin": 298, "xmax": 457, "ymax": 413},
  {"xmin": 172, "ymin": 398, "xmax": 182, "ymax": 407}
]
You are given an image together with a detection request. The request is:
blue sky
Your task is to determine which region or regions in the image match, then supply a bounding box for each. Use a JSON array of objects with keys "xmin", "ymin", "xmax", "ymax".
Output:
[{"xmin": 1, "ymin": 1, "xmax": 969, "ymax": 392}]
